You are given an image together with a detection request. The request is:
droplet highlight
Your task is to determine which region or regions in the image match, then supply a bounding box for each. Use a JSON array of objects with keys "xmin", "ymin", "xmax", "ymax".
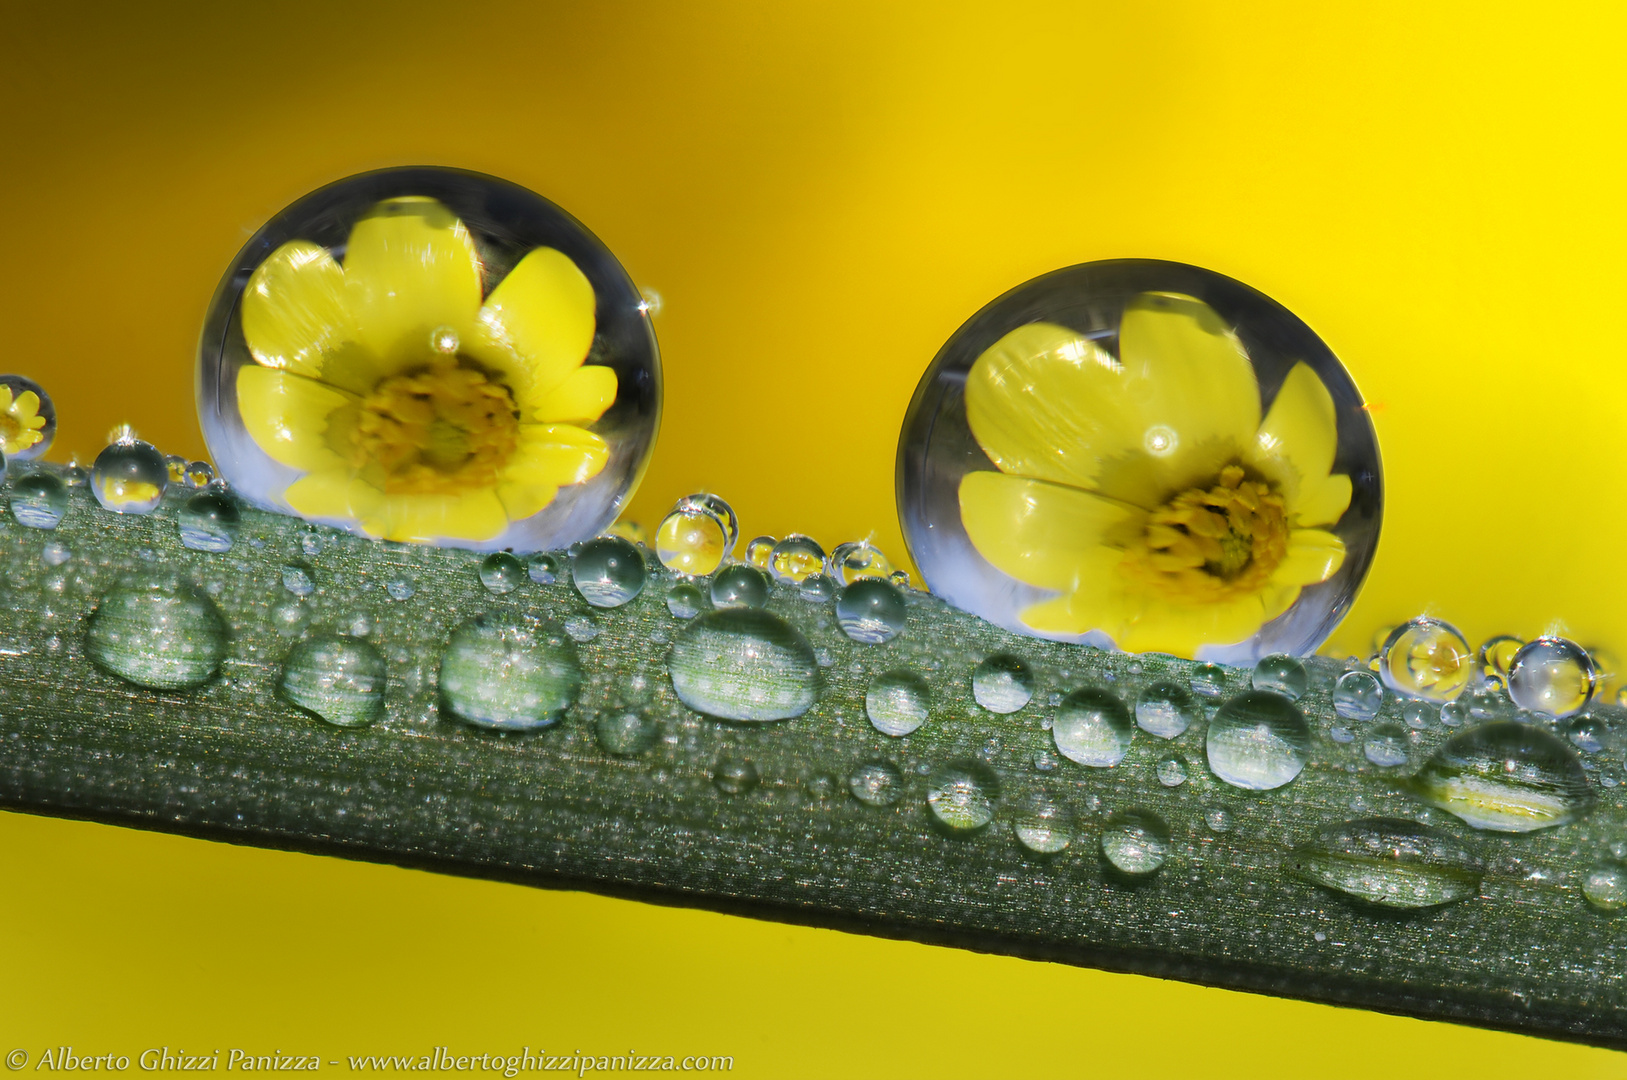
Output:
[
  {"xmin": 667, "ymin": 608, "xmax": 820, "ymax": 722},
  {"xmin": 278, "ymin": 634, "xmax": 387, "ymax": 727}
]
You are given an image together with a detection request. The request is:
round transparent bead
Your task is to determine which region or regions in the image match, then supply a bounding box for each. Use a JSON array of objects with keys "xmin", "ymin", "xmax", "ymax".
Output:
[
  {"xmin": 1379, "ymin": 617, "xmax": 1473, "ymax": 702},
  {"xmin": 1508, "ymin": 637, "xmax": 1597, "ymax": 718}
]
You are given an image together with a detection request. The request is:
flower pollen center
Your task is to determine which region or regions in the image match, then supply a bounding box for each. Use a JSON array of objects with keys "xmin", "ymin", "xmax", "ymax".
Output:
[
  {"xmin": 1124, "ymin": 464, "xmax": 1289, "ymax": 604},
  {"xmin": 352, "ymin": 358, "xmax": 520, "ymax": 496}
]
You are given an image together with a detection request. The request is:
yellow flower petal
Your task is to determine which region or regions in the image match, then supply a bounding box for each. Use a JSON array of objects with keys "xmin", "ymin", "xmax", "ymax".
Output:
[
  {"xmin": 343, "ymin": 197, "xmax": 482, "ymax": 370},
  {"xmin": 1246, "ymin": 361, "xmax": 1338, "ymax": 503},
  {"xmin": 284, "ymin": 469, "xmax": 356, "ymax": 519},
  {"xmin": 530, "ymin": 364, "xmax": 617, "ymax": 425},
  {"xmin": 241, "ymin": 240, "xmax": 356, "ymax": 383},
  {"xmin": 236, "ymin": 366, "xmax": 353, "ymax": 473},
  {"xmin": 1021, "ymin": 587, "xmax": 1133, "ymax": 638},
  {"xmin": 1273, "ymin": 528, "xmax": 1346, "ymax": 586},
  {"xmin": 1117, "ymin": 593, "xmax": 1267, "ymax": 657},
  {"xmin": 367, "ymin": 489, "xmax": 509, "ymax": 544},
  {"xmin": 496, "ymin": 481, "xmax": 560, "ymax": 522},
  {"xmin": 1260, "ymin": 583, "xmax": 1301, "ymax": 622},
  {"xmin": 476, "ymin": 247, "xmax": 596, "ymax": 404},
  {"xmin": 1294, "ymin": 473, "xmax": 1352, "ymax": 527},
  {"xmin": 506, "ymin": 423, "xmax": 610, "ymax": 487},
  {"xmin": 959, "ymin": 470, "xmax": 1140, "ymax": 592}
]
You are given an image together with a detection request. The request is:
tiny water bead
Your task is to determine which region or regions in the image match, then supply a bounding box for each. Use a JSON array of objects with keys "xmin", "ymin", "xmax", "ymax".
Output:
[
  {"xmin": 1566, "ymin": 716, "xmax": 1607, "ymax": 754},
  {"xmin": 564, "ymin": 615, "xmax": 600, "ymax": 642},
  {"xmin": 849, "ymin": 760, "xmax": 905, "ymax": 807},
  {"xmin": 184, "ymin": 461, "xmax": 215, "ymax": 488},
  {"xmin": 744, "ymin": 536, "xmax": 775, "ymax": 570},
  {"xmin": 971, "ymin": 654, "xmax": 1034, "ymax": 714},
  {"xmin": 1252, "ymin": 655, "xmax": 1308, "ymax": 701},
  {"xmin": 1582, "ymin": 865, "xmax": 1627, "ymax": 912},
  {"xmin": 572, "ymin": 537, "xmax": 646, "ymax": 608},
  {"xmin": 866, "ymin": 670, "xmax": 932, "ymax": 736},
  {"xmin": 1333, "ymin": 670, "xmax": 1383, "ymax": 722},
  {"xmin": 90, "ymin": 438, "xmax": 168, "ymax": 514},
  {"xmin": 299, "ymin": 531, "xmax": 323, "ymax": 557},
  {"xmin": 479, "ymin": 552, "xmax": 527, "ymax": 595},
  {"xmin": 1053, "ymin": 687, "xmax": 1135, "ymax": 767},
  {"xmin": 278, "ymin": 634, "xmax": 388, "ymax": 727},
  {"xmin": 712, "ymin": 756, "xmax": 760, "ymax": 796},
  {"xmin": 1507, "ymin": 637, "xmax": 1596, "ymax": 718},
  {"xmin": 665, "ymin": 583, "xmax": 705, "ymax": 619},
  {"xmin": 596, "ymin": 711, "xmax": 660, "ymax": 757},
  {"xmin": 1480, "ymin": 635, "xmax": 1523, "ymax": 681},
  {"xmin": 1363, "ymin": 723, "xmax": 1410, "ymax": 768},
  {"xmin": 835, "ymin": 579, "xmax": 906, "ymax": 644},
  {"xmin": 769, "ymin": 535, "xmax": 826, "ymax": 584},
  {"xmin": 282, "ymin": 564, "xmax": 316, "ymax": 597},
  {"xmin": 165, "ymin": 454, "xmax": 189, "ymax": 485},
  {"xmin": 926, "ymin": 761, "xmax": 999, "ymax": 832},
  {"xmin": 1286, "ymin": 818, "xmax": 1485, "ymax": 909},
  {"xmin": 1099, "ymin": 809, "xmax": 1171, "ymax": 878},
  {"xmin": 710, "ymin": 565, "xmax": 770, "ymax": 609},
  {"xmin": 527, "ymin": 553, "xmax": 561, "ymax": 585},
  {"xmin": 9, "ymin": 471, "xmax": 69, "ymax": 529},
  {"xmin": 1408, "ymin": 721, "xmax": 1593, "ymax": 832},
  {"xmin": 1190, "ymin": 663, "xmax": 1231, "ymax": 699},
  {"xmin": 655, "ymin": 505, "xmax": 728, "ymax": 576},
  {"xmin": 85, "ymin": 581, "xmax": 229, "ymax": 691},
  {"xmin": 1135, "ymin": 680, "xmax": 1201, "ymax": 739},
  {"xmin": 437, "ymin": 615, "xmax": 583, "ymax": 730},
  {"xmin": 0, "ymin": 374, "xmax": 56, "ymax": 459},
  {"xmin": 1205, "ymin": 806, "xmax": 1234, "ymax": 833},
  {"xmin": 1205, "ymin": 691, "xmax": 1311, "ymax": 791},
  {"xmin": 177, "ymin": 492, "xmax": 240, "ymax": 553},
  {"xmin": 1380, "ymin": 618, "xmax": 1472, "ymax": 702},
  {"xmin": 1157, "ymin": 755, "xmax": 1190, "ymax": 787},
  {"xmin": 385, "ymin": 578, "xmax": 416, "ymax": 601},
  {"xmin": 1013, "ymin": 791, "xmax": 1071, "ymax": 854},
  {"xmin": 798, "ymin": 574, "xmax": 836, "ymax": 602},
  {"xmin": 667, "ymin": 608, "xmax": 820, "ymax": 722},
  {"xmin": 41, "ymin": 540, "xmax": 71, "ymax": 567},
  {"xmin": 826, "ymin": 540, "xmax": 895, "ymax": 586},
  {"xmin": 1401, "ymin": 700, "xmax": 1433, "ymax": 730}
]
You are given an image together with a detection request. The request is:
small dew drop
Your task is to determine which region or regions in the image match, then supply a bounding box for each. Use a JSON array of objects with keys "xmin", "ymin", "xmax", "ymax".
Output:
[
  {"xmin": 527, "ymin": 553, "xmax": 561, "ymax": 585},
  {"xmin": 1136, "ymin": 680, "xmax": 1201, "ymax": 739},
  {"xmin": 1508, "ymin": 637, "xmax": 1597, "ymax": 718},
  {"xmin": 385, "ymin": 578, "xmax": 416, "ymax": 601},
  {"xmin": 1053, "ymin": 687, "xmax": 1134, "ymax": 767},
  {"xmin": 278, "ymin": 634, "xmax": 387, "ymax": 728},
  {"xmin": 1363, "ymin": 722, "xmax": 1410, "ymax": 767},
  {"xmin": 849, "ymin": 760, "xmax": 904, "ymax": 807},
  {"xmin": 769, "ymin": 534, "xmax": 826, "ymax": 584},
  {"xmin": 666, "ymin": 583, "xmax": 705, "ymax": 619},
  {"xmin": 9, "ymin": 472, "xmax": 69, "ymax": 529},
  {"xmin": 1333, "ymin": 670, "xmax": 1383, "ymax": 722},
  {"xmin": 1013, "ymin": 790, "xmax": 1071, "ymax": 854},
  {"xmin": 710, "ymin": 565, "xmax": 770, "ymax": 610},
  {"xmin": 1252, "ymin": 655, "xmax": 1308, "ymax": 700},
  {"xmin": 1583, "ymin": 865, "xmax": 1627, "ymax": 912},
  {"xmin": 595, "ymin": 710, "xmax": 659, "ymax": 757},
  {"xmin": 90, "ymin": 439, "xmax": 168, "ymax": 514},
  {"xmin": 571, "ymin": 537, "xmax": 646, "ymax": 608},
  {"xmin": 1380, "ymin": 617, "xmax": 1473, "ymax": 702},
  {"xmin": 1100, "ymin": 809, "xmax": 1171, "ymax": 877},
  {"xmin": 1157, "ymin": 755, "xmax": 1189, "ymax": 787},
  {"xmin": 177, "ymin": 492, "xmax": 240, "ymax": 553},
  {"xmin": 712, "ymin": 756, "xmax": 759, "ymax": 795},
  {"xmin": 282, "ymin": 564, "xmax": 315, "ymax": 597},
  {"xmin": 835, "ymin": 579, "xmax": 906, "ymax": 644},
  {"xmin": 1206, "ymin": 691, "xmax": 1310, "ymax": 790},
  {"xmin": 866, "ymin": 670, "xmax": 932, "ymax": 736},
  {"xmin": 926, "ymin": 761, "xmax": 999, "ymax": 833},
  {"xmin": 479, "ymin": 552, "xmax": 527, "ymax": 595},
  {"xmin": 972, "ymin": 654, "xmax": 1034, "ymax": 714}
]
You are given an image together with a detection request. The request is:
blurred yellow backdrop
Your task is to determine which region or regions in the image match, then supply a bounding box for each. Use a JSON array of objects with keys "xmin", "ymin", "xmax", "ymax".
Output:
[{"xmin": 2, "ymin": 1, "xmax": 1624, "ymax": 1075}]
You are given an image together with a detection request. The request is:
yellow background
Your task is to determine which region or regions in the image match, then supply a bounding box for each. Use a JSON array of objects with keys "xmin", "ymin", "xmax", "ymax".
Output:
[{"xmin": 2, "ymin": 1, "xmax": 1625, "ymax": 1074}]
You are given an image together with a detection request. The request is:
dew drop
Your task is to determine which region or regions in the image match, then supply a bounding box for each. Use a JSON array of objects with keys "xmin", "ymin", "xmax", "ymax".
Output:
[
  {"xmin": 0, "ymin": 374, "xmax": 56, "ymax": 460},
  {"xmin": 972, "ymin": 654, "xmax": 1033, "ymax": 714},
  {"xmin": 1507, "ymin": 637, "xmax": 1597, "ymax": 718},
  {"xmin": 1053, "ymin": 687, "xmax": 1134, "ymax": 767},
  {"xmin": 9, "ymin": 472, "xmax": 68, "ymax": 529},
  {"xmin": 769, "ymin": 534, "xmax": 825, "ymax": 584},
  {"xmin": 1363, "ymin": 723, "xmax": 1410, "ymax": 767},
  {"xmin": 798, "ymin": 573, "xmax": 836, "ymax": 602},
  {"xmin": 866, "ymin": 670, "xmax": 932, "ymax": 736},
  {"xmin": 164, "ymin": 454, "xmax": 188, "ymax": 485},
  {"xmin": 1100, "ymin": 809, "xmax": 1170, "ymax": 878},
  {"xmin": 1328, "ymin": 724, "xmax": 1354, "ymax": 744},
  {"xmin": 666, "ymin": 583, "xmax": 705, "ymax": 619},
  {"xmin": 1191, "ymin": 663, "xmax": 1230, "ymax": 699},
  {"xmin": 1380, "ymin": 618, "xmax": 1472, "ymax": 702},
  {"xmin": 826, "ymin": 540, "xmax": 896, "ymax": 587},
  {"xmin": 89, "ymin": 439, "xmax": 168, "ymax": 514},
  {"xmin": 1286, "ymin": 817, "xmax": 1484, "ymax": 909},
  {"xmin": 927, "ymin": 761, "xmax": 999, "ymax": 832},
  {"xmin": 1252, "ymin": 654, "xmax": 1308, "ymax": 701},
  {"xmin": 86, "ymin": 581, "xmax": 228, "ymax": 690},
  {"xmin": 836, "ymin": 579, "xmax": 906, "ymax": 644},
  {"xmin": 1402, "ymin": 700, "xmax": 1433, "ymax": 730},
  {"xmin": 655, "ymin": 505, "xmax": 728, "ymax": 577},
  {"xmin": 282, "ymin": 564, "xmax": 315, "ymax": 598},
  {"xmin": 710, "ymin": 565, "xmax": 769, "ymax": 609},
  {"xmin": 1566, "ymin": 716, "xmax": 1606, "ymax": 754},
  {"xmin": 1438, "ymin": 700, "xmax": 1468, "ymax": 727},
  {"xmin": 177, "ymin": 492, "xmax": 239, "ymax": 553},
  {"xmin": 1157, "ymin": 755, "xmax": 1189, "ymax": 787},
  {"xmin": 40, "ymin": 540, "xmax": 70, "ymax": 567},
  {"xmin": 479, "ymin": 552, "xmax": 526, "ymax": 595},
  {"xmin": 1205, "ymin": 691, "xmax": 1311, "ymax": 791},
  {"xmin": 1582, "ymin": 865, "xmax": 1627, "ymax": 912},
  {"xmin": 1408, "ymin": 720, "xmax": 1592, "ymax": 832},
  {"xmin": 667, "ymin": 608, "xmax": 820, "ymax": 722},
  {"xmin": 564, "ymin": 615, "xmax": 600, "ymax": 643},
  {"xmin": 672, "ymin": 493, "xmax": 739, "ymax": 552},
  {"xmin": 849, "ymin": 760, "xmax": 904, "ymax": 807},
  {"xmin": 595, "ymin": 710, "xmax": 659, "ymax": 756},
  {"xmin": 185, "ymin": 460, "xmax": 214, "ymax": 488},
  {"xmin": 1136, "ymin": 680, "xmax": 1201, "ymax": 739},
  {"xmin": 1479, "ymin": 634, "xmax": 1522, "ymax": 681},
  {"xmin": 1333, "ymin": 670, "xmax": 1383, "ymax": 721},
  {"xmin": 299, "ymin": 531, "xmax": 323, "ymax": 557},
  {"xmin": 744, "ymin": 535, "xmax": 775, "ymax": 570},
  {"xmin": 1013, "ymin": 791, "xmax": 1071, "ymax": 854},
  {"xmin": 571, "ymin": 537, "xmax": 646, "ymax": 608},
  {"xmin": 437, "ymin": 615, "xmax": 583, "ymax": 731},
  {"xmin": 385, "ymin": 578, "xmax": 415, "ymax": 601},
  {"xmin": 712, "ymin": 756, "xmax": 759, "ymax": 795},
  {"xmin": 526, "ymin": 553, "xmax": 561, "ymax": 585},
  {"xmin": 1205, "ymin": 806, "xmax": 1234, "ymax": 833},
  {"xmin": 278, "ymin": 634, "xmax": 387, "ymax": 728}
]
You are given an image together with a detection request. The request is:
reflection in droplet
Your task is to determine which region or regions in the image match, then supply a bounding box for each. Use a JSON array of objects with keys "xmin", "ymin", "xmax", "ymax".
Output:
[
  {"xmin": 798, "ymin": 573, "xmax": 836, "ymax": 602},
  {"xmin": 86, "ymin": 581, "xmax": 228, "ymax": 690},
  {"xmin": 1136, "ymin": 680, "xmax": 1201, "ymax": 739},
  {"xmin": 710, "ymin": 565, "xmax": 770, "ymax": 609},
  {"xmin": 655, "ymin": 505, "xmax": 728, "ymax": 577},
  {"xmin": 90, "ymin": 439, "xmax": 168, "ymax": 514},
  {"xmin": 478, "ymin": 552, "xmax": 526, "ymax": 595},
  {"xmin": 1206, "ymin": 691, "xmax": 1310, "ymax": 790},
  {"xmin": 282, "ymin": 563, "xmax": 315, "ymax": 597},
  {"xmin": 826, "ymin": 540, "xmax": 896, "ymax": 586},
  {"xmin": 1013, "ymin": 791, "xmax": 1071, "ymax": 854},
  {"xmin": 1582, "ymin": 865, "xmax": 1627, "ymax": 912},
  {"xmin": 1333, "ymin": 670, "xmax": 1383, "ymax": 722},
  {"xmin": 1191, "ymin": 663, "xmax": 1230, "ymax": 699},
  {"xmin": 972, "ymin": 654, "xmax": 1033, "ymax": 714},
  {"xmin": 836, "ymin": 579, "xmax": 906, "ymax": 644},
  {"xmin": 1380, "ymin": 618, "xmax": 1472, "ymax": 702},
  {"xmin": 0, "ymin": 374, "xmax": 57, "ymax": 460},
  {"xmin": 673, "ymin": 493, "xmax": 739, "ymax": 551},
  {"xmin": 177, "ymin": 492, "xmax": 240, "ymax": 553},
  {"xmin": 666, "ymin": 583, "xmax": 705, "ymax": 619},
  {"xmin": 1408, "ymin": 721, "xmax": 1593, "ymax": 832},
  {"xmin": 927, "ymin": 761, "xmax": 999, "ymax": 832},
  {"xmin": 866, "ymin": 670, "xmax": 932, "ymax": 736},
  {"xmin": 527, "ymin": 553, "xmax": 561, "ymax": 584},
  {"xmin": 1053, "ymin": 687, "xmax": 1134, "ymax": 767},
  {"xmin": 437, "ymin": 615, "xmax": 582, "ymax": 730},
  {"xmin": 1205, "ymin": 806, "xmax": 1234, "ymax": 832},
  {"xmin": 278, "ymin": 634, "xmax": 387, "ymax": 727},
  {"xmin": 1566, "ymin": 716, "xmax": 1606, "ymax": 754},
  {"xmin": 769, "ymin": 534, "xmax": 826, "ymax": 584},
  {"xmin": 1252, "ymin": 654, "xmax": 1308, "ymax": 701},
  {"xmin": 744, "ymin": 536, "xmax": 775, "ymax": 570},
  {"xmin": 1508, "ymin": 637, "xmax": 1596, "ymax": 718},
  {"xmin": 572, "ymin": 537, "xmax": 646, "ymax": 608},
  {"xmin": 713, "ymin": 756, "xmax": 760, "ymax": 795},
  {"xmin": 596, "ymin": 710, "xmax": 659, "ymax": 756},
  {"xmin": 9, "ymin": 472, "xmax": 68, "ymax": 529},
  {"xmin": 1157, "ymin": 755, "xmax": 1189, "ymax": 787},
  {"xmin": 1287, "ymin": 818, "xmax": 1484, "ymax": 909},
  {"xmin": 849, "ymin": 760, "xmax": 904, "ymax": 807},
  {"xmin": 1364, "ymin": 722, "xmax": 1410, "ymax": 767},
  {"xmin": 1480, "ymin": 635, "xmax": 1523, "ymax": 681},
  {"xmin": 667, "ymin": 608, "xmax": 820, "ymax": 722},
  {"xmin": 1100, "ymin": 809, "xmax": 1170, "ymax": 877}
]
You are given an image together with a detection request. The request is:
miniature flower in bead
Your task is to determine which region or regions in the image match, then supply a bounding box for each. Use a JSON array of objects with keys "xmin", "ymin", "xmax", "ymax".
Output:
[{"xmin": 0, "ymin": 383, "xmax": 49, "ymax": 456}]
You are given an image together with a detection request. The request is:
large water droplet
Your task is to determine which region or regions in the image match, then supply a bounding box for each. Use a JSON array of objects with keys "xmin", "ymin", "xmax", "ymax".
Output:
[
  {"xmin": 769, "ymin": 534, "xmax": 826, "ymax": 584},
  {"xmin": 826, "ymin": 540, "xmax": 895, "ymax": 586},
  {"xmin": 710, "ymin": 565, "xmax": 770, "ymax": 609},
  {"xmin": 596, "ymin": 710, "xmax": 659, "ymax": 756},
  {"xmin": 9, "ymin": 472, "xmax": 68, "ymax": 529},
  {"xmin": 1053, "ymin": 687, "xmax": 1134, "ymax": 767},
  {"xmin": 1333, "ymin": 670, "xmax": 1383, "ymax": 721},
  {"xmin": 866, "ymin": 670, "xmax": 932, "ymax": 736},
  {"xmin": 849, "ymin": 760, "xmax": 904, "ymax": 806},
  {"xmin": 90, "ymin": 438, "xmax": 168, "ymax": 514},
  {"xmin": 1013, "ymin": 790, "xmax": 1071, "ymax": 854},
  {"xmin": 1205, "ymin": 691, "xmax": 1311, "ymax": 790},
  {"xmin": 655, "ymin": 505, "xmax": 727, "ymax": 577},
  {"xmin": 86, "ymin": 581, "xmax": 228, "ymax": 690},
  {"xmin": 712, "ymin": 756, "xmax": 759, "ymax": 795},
  {"xmin": 572, "ymin": 537, "xmax": 646, "ymax": 608},
  {"xmin": 667, "ymin": 608, "xmax": 819, "ymax": 721},
  {"xmin": 176, "ymin": 492, "xmax": 240, "ymax": 553},
  {"xmin": 1287, "ymin": 818, "xmax": 1485, "ymax": 909},
  {"xmin": 1508, "ymin": 637, "xmax": 1597, "ymax": 718},
  {"xmin": 1100, "ymin": 809, "xmax": 1170, "ymax": 878},
  {"xmin": 1408, "ymin": 720, "xmax": 1593, "ymax": 832},
  {"xmin": 1252, "ymin": 654, "xmax": 1308, "ymax": 700},
  {"xmin": 1136, "ymin": 680, "xmax": 1200, "ymax": 738},
  {"xmin": 1582, "ymin": 865, "xmax": 1627, "ymax": 912},
  {"xmin": 835, "ymin": 578, "xmax": 906, "ymax": 644},
  {"xmin": 972, "ymin": 654, "xmax": 1033, "ymax": 714},
  {"xmin": 479, "ymin": 552, "xmax": 526, "ymax": 595},
  {"xmin": 927, "ymin": 761, "xmax": 999, "ymax": 832},
  {"xmin": 1380, "ymin": 618, "xmax": 1472, "ymax": 702},
  {"xmin": 1364, "ymin": 722, "xmax": 1410, "ymax": 767},
  {"xmin": 278, "ymin": 634, "xmax": 387, "ymax": 727},
  {"xmin": 0, "ymin": 374, "xmax": 56, "ymax": 460},
  {"xmin": 437, "ymin": 615, "xmax": 583, "ymax": 730}
]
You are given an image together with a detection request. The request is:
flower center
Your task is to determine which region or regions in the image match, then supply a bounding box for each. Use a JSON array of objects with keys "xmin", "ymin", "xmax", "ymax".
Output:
[
  {"xmin": 1123, "ymin": 464, "xmax": 1289, "ymax": 604},
  {"xmin": 351, "ymin": 357, "xmax": 520, "ymax": 496}
]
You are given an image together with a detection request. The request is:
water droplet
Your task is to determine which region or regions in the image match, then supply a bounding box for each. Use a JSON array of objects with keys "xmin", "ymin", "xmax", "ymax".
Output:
[
  {"xmin": 0, "ymin": 374, "xmax": 56, "ymax": 459},
  {"xmin": 185, "ymin": 460, "xmax": 214, "ymax": 488},
  {"xmin": 89, "ymin": 439, "xmax": 168, "ymax": 514},
  {"xmin": 282, "ymin": 563, "xmax": 315, "ymax": 597},
  {"xmin": 744, "ymin": 535, "xmax": 775, "ymax": 570},
  {"xmin": 478, "ymin": 552, "xmax": 526, "ymax": 595},
  {"xmin": 972, "ymin": 654, "xmax": 1034, "ymax": 714},
  {"xmin": 9, "ymin": 472, "xmax": 68, "ymax": 529},
  {"xmin": 1408, "ymin": 720, "xmax": 1592, "ymax": 832},
  {"xmin": 40, "ymin": 540, "xmax": 70, "ymax": 567},
  {"xmin": 1399, "ymin": 700, "xmax": 1431, "ymax": 730},
  {"xmin": 1157, "ymin": 755, "xmax": 1189, "ymax": 787},
  {"xmin": 848, "ymin": 760, "xmax": 904, "ymax": 807},
  {"xmin": 712, "ymin": 756, "xmax": 759, "ymax": 795},
  {"xmin": 1582, "ymin": 865, "xmax": 1627, "ymax": 911},
  {"xmin": 437, "ymin": 615, "xmax": 583, "ymax": 731},
  {"xmin": 298, "ymin": 531, "xmax": 323, "ymax": 557},
  {"xmin": 86, "ymin": 581, "xmax": 228, "ymax": 690},
  {"xmin": 1364, "ymin": 722, "xmax": 1410, "ymax": 767},
  {"xmin": 1566, "ymin": 716, "xmax": 1607, "ymax": 754},
  {"xmin": 527, "ymin": 553, "xmax": 561, "ymax": 584},
  {"xmin": 1478, "ymin": 634, "xmax": 1522, "ymax": 679},
  {"xmin": 1013, "ymin": 791, "xmax": 1071, "ymax": 854},
  {"xmin": 1205, "ymin": 807, "xmax": 1234, "ymax": 832},
  {"xmin": 278, "ymin": 634, "xmax": 387, "ymax": 727},
  {"xmin": 667, "ymin": 608, "xmax": 820, "ymax": 722},
  {"xmin": 1206, "ymin": 691, "xmax": 1311, "ymax": 790},
  {"xmin": 889, "ymin": 569, "xmax": 911, "ymax": 589},
  {"xmin": 798, "ymin": 573, "xmax": 836, "ymax": 603},
  {"xmin": 1329, "ymin": 724, "xmax": 1354, "ymax": 743},
  {"xmin": 164, "ymin": 454, "xmax": 188, "ymax": 485},
  {"xmin": 595, "ymin": 710, "xmax": 659, "ymax": 756},
  {"xmin": 1252, "ymin": 654, "xmax": 1308, "ymax": 700},
  {"xmin": 836, "ymin": 579, "xmax": 906, "ymax": 644},
  {"xmin": 1135, "ymin": 680, "xmax": 1201, "ymax": 739},
  {"xmin": 385, "ymin": 578, "xmax": 415, "ymax": 601},
  {"xmin": 710, "ymin": 564, "xmax": 770, "ymax": 609},
  {"xmin": 1191, "ymin": 663, "xmax": 1230, "ymax": 699},
  {"xmin": 655, "ymin": 505, "xmax": 728, "ymax": 576},
  {"xmin": 866, "ymin": 670, "xmax": 932, "ymax": 736},
  {"xmin": 157, "ymin": 481, "xmax": 221, "ymax": 545},
  {"xmin": 666, "ymin": 583, "xmax": 705, "ymax": 619},
  {"xmin": 1053, "ymin": 687, "xmax": 1134, "ymax": 767},
  {"xmin": 769, "ymin": 534, "xmax": 825, "ymax": 584},
  {"xmin": 672, "ymin": 493, "xmax": 739, "ymax": 551},
  {"xmin": 564, "ymin": 615, "xmax": 600, "ymax": 642},
  {"xmin": 1439, "ymin": 700, "xmax": 1468, "ymax": 727},
  {"xmin": 571, "ymin": 537, "xmax": 646, "ymax": 608},
  {"xmin": 1380, "ymin": 618, "xmax": 1472, "ymax": 702},
  {"xmin": 1287, "ymin": 818, "xmax": 1484, "ymax": 909},
  {"xmin": 1100, "ymin": 809, "xmax": 1171, "ymax": 877},
  {"xmin": 1333, "ymin": 670, "xmax": 1383, "ymax": 721},
  {"xmin": 826, "ymin": 540, "xmax": 896, "ymax": 586},
  {"xmin": 1508, "ymin": 637, "xmax": 1597, "ymax": 718},
  {"xmin": 271, "ymin": 601, "xmax": 309, "ymax": 637},
  {"xmin": 926, "ymin": 761, "xmax": 999, "ymax": 832}
]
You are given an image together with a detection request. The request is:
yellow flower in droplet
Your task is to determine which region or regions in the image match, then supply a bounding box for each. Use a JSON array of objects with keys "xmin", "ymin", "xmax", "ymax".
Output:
[
  {"xmin": 0, "ymin": 384, "xmax": 49, "ymax": 456},
  {"xmin": 958, "ymin": 292, "xmax": 1352, "ymax": 658},
  {"xmin": 236, "ymin": 196, "xmax": 617, "ymax": 544}
]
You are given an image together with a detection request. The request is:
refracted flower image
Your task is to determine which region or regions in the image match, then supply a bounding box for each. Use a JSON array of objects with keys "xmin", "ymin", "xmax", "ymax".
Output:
[
  {"xmin": 199, "ymin": 168, "xmax": 660, "ymax": 551},
  {"xmin": 0, "ymin": 374, "xmax": 55, "ymax": 460},
  {"xmin": 898, "ymin": 261, "xmax": 1380, "ymax": 663}
]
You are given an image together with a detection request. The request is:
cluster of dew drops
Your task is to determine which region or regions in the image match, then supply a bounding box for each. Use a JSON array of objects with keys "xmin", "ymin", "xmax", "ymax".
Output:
[{"xmin": 7, "ymin": 378, "xmax": 1627, "ymax": 915}]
